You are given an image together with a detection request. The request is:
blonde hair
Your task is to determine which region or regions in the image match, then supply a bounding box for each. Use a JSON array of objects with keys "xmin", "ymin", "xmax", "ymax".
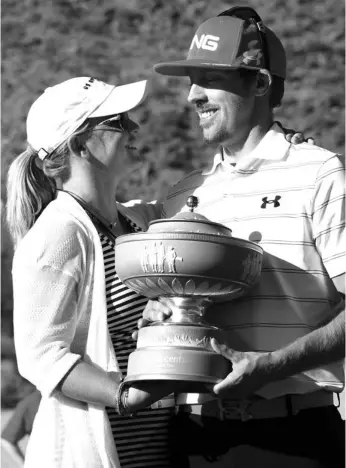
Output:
[{"xmin": 6, "ymin": 123, "xmax": 90, "ymax": 248}]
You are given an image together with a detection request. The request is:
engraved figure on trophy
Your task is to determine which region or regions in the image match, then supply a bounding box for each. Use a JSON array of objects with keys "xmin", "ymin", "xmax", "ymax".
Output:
[
  {"xmin": 241, "ymin": 252, "xmax": 262, "ymax": 284},
  {"xmin": 157, "ymin": 242, "xmax": 166, "ymax": 273},
  {"xmin": 165, "ymin": 246, "xmax": 183, "ymax": 273},
  {"xmin": 150, "ymin": 242, "xmax": 158, "ymax": 272},
  {"xmin": 141, "ymin": 245, "xmax": 150, "ymax": 273},
  {"xmin": 115, "ymin": 196, "xmax": 263, "ymax": 391},
  {"xmin": 241, "ymin": 253, "xmax": 255, "ymax": 283}
]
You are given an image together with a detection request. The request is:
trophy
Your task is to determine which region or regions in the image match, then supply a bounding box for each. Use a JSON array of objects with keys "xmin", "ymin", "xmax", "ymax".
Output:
[{"xmin": 115, "ymin": 196, "xmax": 263, "ymax": 391}]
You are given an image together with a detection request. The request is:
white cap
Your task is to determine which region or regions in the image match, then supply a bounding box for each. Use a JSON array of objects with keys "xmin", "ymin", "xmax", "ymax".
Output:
[{"xmin": 27, "ymin": 77, "xmax": 150, "ymax": 160}]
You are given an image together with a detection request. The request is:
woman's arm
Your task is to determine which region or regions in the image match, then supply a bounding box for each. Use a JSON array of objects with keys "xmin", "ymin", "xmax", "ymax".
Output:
[
  {"xmin": 13, "ymin": 248, "xmax": 174, "ymax": 412},
  {"xmin": 59, "ymin": 360, "xmax": 177, "ymax": 412}
]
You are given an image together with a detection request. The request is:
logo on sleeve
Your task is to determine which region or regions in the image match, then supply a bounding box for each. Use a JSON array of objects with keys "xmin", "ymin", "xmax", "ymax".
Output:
[
  {"xmin": 83, "ymin": 77, "xmax": 95, "ymax": 90},
  {"xmin": 190, "ymin": 34, "xmax": 220, "ymax": 51},
  {"xmin": 261, "ymin": 195, "xmax": 281, "ymax": 209}
]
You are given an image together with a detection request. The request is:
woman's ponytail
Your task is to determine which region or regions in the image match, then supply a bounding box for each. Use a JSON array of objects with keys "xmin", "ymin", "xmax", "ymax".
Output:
[
  {"xmin": 6, "ymin": 122, "xmax": 87, "ymax": 247},
  {"xmin": 6, "ymin": 147, "xmax": 56, "ymax": 248}
]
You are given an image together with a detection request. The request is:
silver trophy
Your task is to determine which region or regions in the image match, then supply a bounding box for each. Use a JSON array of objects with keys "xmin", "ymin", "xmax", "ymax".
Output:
[{"xmin": 115, "ymin": 197, "xmax": 263, "ymax": 391}]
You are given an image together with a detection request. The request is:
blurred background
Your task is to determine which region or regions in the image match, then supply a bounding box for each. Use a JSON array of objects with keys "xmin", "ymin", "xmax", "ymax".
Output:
[{"xmin": 1, "ymin": 0, "xmax": 345, "ymax": 416}]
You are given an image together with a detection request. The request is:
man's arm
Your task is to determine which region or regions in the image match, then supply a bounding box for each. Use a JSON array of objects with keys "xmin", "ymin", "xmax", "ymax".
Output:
[
  {"xmin": 266, "ymin": 300, "xmax": 344, "ymax": 374},
  {"xmin": 211, "ymin": 278, "xmax": 345, "ymax": 399},
  {"xmin": 266, "ymin": 274, "xmax": 344, "ymax": 381}
]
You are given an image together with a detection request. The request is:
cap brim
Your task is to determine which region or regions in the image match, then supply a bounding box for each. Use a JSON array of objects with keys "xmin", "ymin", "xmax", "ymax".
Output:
[
  {"xmin": 90, "ymin": 79, "xmax": 149, "ymax": 117},
  {"xmin": 154, "ymin": 60, "xmax": 280, "ymax": 77},
  {"xmin": 154, "ymin": 60, "xmax": 259, "ymax": 76}
]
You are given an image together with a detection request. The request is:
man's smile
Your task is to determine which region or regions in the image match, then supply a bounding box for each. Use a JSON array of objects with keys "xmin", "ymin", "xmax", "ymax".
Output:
[{"xmin": 197, "ymin": 107, "xmax": 218, "ymax": 123}]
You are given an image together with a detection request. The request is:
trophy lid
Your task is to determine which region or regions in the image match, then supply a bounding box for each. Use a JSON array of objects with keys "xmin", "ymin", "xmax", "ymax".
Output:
[{"xmin": 148, "ymin": 196, "xmax": 232, "ymax": 237}]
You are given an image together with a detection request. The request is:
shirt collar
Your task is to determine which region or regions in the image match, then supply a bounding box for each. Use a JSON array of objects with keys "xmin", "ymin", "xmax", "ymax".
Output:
[{"xmin": 202, "ymin": 122, "xmax": 291, "ymax": 175}]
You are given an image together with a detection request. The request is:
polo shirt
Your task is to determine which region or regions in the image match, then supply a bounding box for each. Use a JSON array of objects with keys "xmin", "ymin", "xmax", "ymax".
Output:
[{"xmin": 162, "ymin": 122, "xmax": 345, "ymax": 399}]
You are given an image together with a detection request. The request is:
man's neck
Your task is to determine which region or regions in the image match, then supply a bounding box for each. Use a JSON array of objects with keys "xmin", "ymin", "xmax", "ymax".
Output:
[{"xmin": 222, "ymin": 119, "xmax": 273, "ymax": 164}]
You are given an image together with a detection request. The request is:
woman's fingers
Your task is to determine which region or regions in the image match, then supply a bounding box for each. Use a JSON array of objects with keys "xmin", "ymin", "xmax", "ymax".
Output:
[
  {"xmin": 132, "ymin": 300, "xmax": 172, "ymax": 340},
  {"xmin": 289, "ymin": 132, "xmax": 304, "ymax": 144},
  {"xmin": 283, "ymin": 127, "xmax": 315, "ymax": 146},
  {"xmin": 132, "ymin": 318, "xmax": 150, "ymax": 340},
  {"xmin": 143, "ymin": 299, "xmax": 172, "ymax": 322}
]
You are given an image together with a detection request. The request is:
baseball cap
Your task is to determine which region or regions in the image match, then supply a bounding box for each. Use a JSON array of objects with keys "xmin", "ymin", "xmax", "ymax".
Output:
[
  {"xmin": 27, "ymin": 77, "xmax": 150, "ymax": 160},
  {"xmin": 154, "ymin": 15, "xmax": 286, "ymax": 79}
]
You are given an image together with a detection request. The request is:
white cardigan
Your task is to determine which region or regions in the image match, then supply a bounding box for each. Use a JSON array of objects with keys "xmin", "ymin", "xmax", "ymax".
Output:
[{"xmin": 12, "ymin": 191, "xmax": 161, "ymax": 468}]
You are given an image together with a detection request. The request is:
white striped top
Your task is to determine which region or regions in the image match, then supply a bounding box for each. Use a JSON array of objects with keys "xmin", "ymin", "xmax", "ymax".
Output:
[
  {"xmin": 99, "ymin": 228, "xmax": 175, "ymax": 468},
  {"xmin": 162, "ymin": 122, "xmax": 345, "ymax": 399}
]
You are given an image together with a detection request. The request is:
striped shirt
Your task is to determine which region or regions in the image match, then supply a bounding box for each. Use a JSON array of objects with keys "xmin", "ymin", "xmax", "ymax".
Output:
[
  {"xmin": 99, "ymin": 229, "xmax": 175, "ymax": 468},
  {"xmin": 162, "ymin": 122, "xmax": 345, "ymax": 399}
]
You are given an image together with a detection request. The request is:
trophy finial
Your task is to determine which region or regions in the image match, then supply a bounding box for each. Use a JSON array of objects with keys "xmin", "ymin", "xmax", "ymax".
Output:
[{"xmin": 186, "ymin": 195, "xmax": 199, "ymax": 212}]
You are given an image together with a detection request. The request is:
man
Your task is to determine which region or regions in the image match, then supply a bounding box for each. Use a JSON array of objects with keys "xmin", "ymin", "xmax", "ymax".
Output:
[{"xmin": 149, "ymin": 6, "xmax": 345, "ymax": 468}]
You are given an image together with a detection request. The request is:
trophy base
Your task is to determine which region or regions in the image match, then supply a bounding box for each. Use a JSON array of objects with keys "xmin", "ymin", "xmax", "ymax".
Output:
[
  {"xmin": 125, "ymin": 322, "xmax": 230, "ymax": 391},
  {"xmin": 125, "ymin": 348, "xmax": 229, "ymax": 392}
]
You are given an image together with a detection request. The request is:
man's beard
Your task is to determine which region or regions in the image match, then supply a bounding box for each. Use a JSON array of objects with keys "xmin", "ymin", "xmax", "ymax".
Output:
[{"xmin": 203, "ymin": 126, "xmax": 230, "ymax": 146}]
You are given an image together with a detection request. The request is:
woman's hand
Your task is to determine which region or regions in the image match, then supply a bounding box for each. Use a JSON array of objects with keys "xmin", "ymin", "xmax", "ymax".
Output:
[
  {"xmin": 282, "ymin": 126, "xmax": 315, "ymax": 145},
  {"xmin": 132, "ymin": 298, "xmax": 173, "ymax": 340},
  {"xmin": 124, "ymin": 381, "xmax": 183, "ymax": 413}
]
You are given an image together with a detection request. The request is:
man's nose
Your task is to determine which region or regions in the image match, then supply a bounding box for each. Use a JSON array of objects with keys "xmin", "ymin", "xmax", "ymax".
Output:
[{"xmin": 188, "ymin": 83, "xmax": 206, "ymax": 104}]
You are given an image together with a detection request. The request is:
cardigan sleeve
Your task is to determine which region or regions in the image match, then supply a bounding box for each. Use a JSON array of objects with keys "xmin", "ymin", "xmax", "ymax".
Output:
[{"xmin": 12, "ymin": 221, "xmax": 87, "ymax": 397}]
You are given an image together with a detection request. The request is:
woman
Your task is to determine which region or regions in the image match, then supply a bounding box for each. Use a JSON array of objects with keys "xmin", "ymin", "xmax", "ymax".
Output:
[{"xmin": 6, "ymin": 76, "xmax": 180, "ymax": 468}]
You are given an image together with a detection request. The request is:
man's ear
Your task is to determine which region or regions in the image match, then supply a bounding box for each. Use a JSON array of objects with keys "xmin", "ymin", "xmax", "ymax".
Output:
[{"xmin": 255, "ymin": 70, "xmax": 272, "ymax": 97}]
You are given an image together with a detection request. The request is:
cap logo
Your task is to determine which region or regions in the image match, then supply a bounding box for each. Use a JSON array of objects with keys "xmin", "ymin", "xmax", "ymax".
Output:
[{"xmin": 190, "ymin": 34, "xmax": 220, "ymax": 52}]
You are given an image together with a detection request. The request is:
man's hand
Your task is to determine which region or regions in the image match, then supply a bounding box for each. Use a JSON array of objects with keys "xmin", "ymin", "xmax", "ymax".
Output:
[
  {"xmin": 210, "ymin": 304, "xmax": 345, "ymax": 399},
  {"xmin": 209, "ymin": 338, "xmax": 271, "ymax": 399}
]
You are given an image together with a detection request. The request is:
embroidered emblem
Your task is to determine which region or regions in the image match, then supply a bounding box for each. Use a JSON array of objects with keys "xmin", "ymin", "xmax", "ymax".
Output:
[
  {"xmin": 261, "ymin": 195, "xmax": 281, "ymax": 209},
  {"xmin": 190, "ymin": 34, "xmax": 220, "ymax": 51},
  {"xmin": 242, "ymin": 49, "xmax": 262, "ymax": 66},
  {"xmin": 241, "ymin": 39, "xmax": 263, "ymax": 66}
]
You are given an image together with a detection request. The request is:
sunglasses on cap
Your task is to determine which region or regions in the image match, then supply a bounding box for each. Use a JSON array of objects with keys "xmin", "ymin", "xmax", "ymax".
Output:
[
  {"xmin": 88, "ymin": 112, "xmax": 130, "ymax": 132},
  {"xmin": 217, "ymin": 6, "xmax": 271, "ymax": 73}
]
